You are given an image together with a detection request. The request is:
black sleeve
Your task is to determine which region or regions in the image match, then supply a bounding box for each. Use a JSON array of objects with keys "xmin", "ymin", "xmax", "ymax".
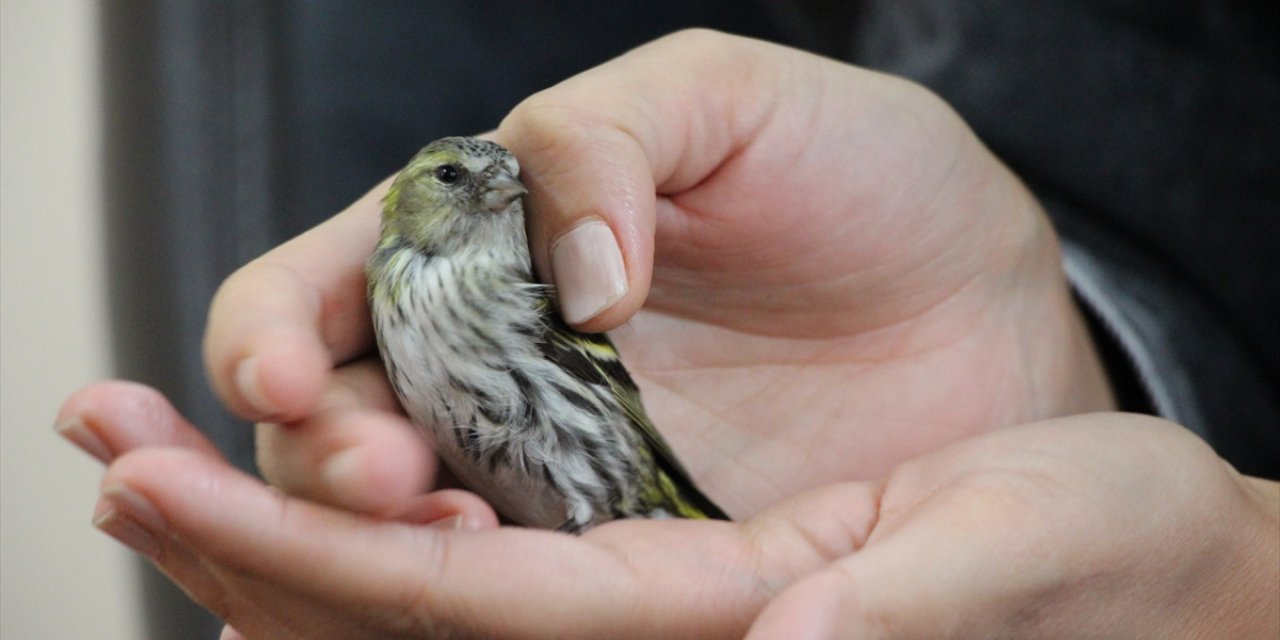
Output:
[
  {"xmin": 846, "ymin": 0, "xmax": 1280, "ymax": 477},
  {"xmin": 1055, "ymin": 199, "xmax": 1280, "ymax": 478}
]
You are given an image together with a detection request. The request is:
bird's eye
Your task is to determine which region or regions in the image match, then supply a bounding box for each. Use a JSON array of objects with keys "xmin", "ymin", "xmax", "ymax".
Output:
[{"xmin": 434, "ymin": 164, "xmax": 460, "ymax": 184}]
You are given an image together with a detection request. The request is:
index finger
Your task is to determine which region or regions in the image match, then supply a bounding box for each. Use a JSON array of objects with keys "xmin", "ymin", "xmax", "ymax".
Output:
[{"xmin": 203, "ymin": 177, "xmax": 390, "ymax": 421}]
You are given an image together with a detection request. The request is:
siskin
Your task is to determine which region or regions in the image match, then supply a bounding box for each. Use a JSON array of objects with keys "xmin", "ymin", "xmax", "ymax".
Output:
[{"xmin": 366, "ymin": 136, "xmax": 727, "ymax": 533}]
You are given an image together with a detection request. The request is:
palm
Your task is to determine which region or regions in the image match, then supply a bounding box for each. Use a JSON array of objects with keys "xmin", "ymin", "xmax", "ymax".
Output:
[{"xmin": 604, "ymin": 90, "xmax": 1076, "ymax": 513}]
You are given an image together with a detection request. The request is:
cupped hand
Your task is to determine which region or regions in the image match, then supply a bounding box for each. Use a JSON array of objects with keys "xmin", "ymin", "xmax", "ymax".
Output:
[
  {"xmin": 203, "ymin": 30, "xmax": 1114, "ymax": 520},
  {"xmin": 747, "ymin": 412, "xmax": 1280, "ymax": 639},
  {"xmin": 58, "ymin": 386, "xmax": 1277, "ymax": 639},
  {"xmin": 58, "ymin": 383, "xmax": 874, "ymax": 639}
]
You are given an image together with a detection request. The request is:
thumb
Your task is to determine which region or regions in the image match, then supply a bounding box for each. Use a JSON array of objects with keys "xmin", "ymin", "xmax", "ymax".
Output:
[
  {"xmin": 500, "ymin": 112, "xmax": 654, "ymax": 329},
  {"xmin": 747, "ymin": 455, "xmax": 1085, "ymax": 640},
  {"xmin": 744, "ymin": 567, "xmax": 866, "ymax": 640},
  {"xmin": 743, "ymin": 535, "xmax": 998, "ymax": 639},
  {"xmin": 495, "ymin": 30, "xmax": 782, "ymax": 331}
]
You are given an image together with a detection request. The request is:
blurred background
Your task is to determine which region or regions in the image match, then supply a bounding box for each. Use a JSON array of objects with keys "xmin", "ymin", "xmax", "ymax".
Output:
[
  {"xmin": 1, "ymin": 1, "xmax": 141, "ymax": 638},
  {"xmin": 3, "ymin": 1, "xmax": 1273, "ymax": 638}
]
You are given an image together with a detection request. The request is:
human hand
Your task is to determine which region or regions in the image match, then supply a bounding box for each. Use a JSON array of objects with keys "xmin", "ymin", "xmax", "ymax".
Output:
[
  {"xmin": 59, "ymin": 386, "xmax": 1277, "ymax": 639},
  {"xmin": 204, "ymin": 30, "xmax": 1114, "ymax": 520},
  {"xmin": 746, "ymin": 412, "xmax": 1280, "ymax": 639},
  {"xmin": 57, "ymin": 382, "xmax": 867, "ymax": 639}
]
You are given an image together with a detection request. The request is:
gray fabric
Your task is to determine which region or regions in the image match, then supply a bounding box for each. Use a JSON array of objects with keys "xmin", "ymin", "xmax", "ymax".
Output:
[
  {"xmin": 1058, "ymin": 211, "xmax": 1279, "ymax": 441},
  {"xmin": 1062, "ymin": 244, "xmax": 1201, "ymax": 430}
]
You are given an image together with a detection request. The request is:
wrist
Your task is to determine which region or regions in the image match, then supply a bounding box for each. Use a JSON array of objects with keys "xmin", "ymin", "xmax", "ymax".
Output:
[
  {"xmin": 991, "ymin": 187, "xmax": 1118, "ymax": 420},
  {"xmin": 1242, "ymin": 475, "xmax": 1280, "ymax": 521},
  {"xmin": 1180, "ymin": 472, "xmax": 1280, "ymax": 639},
  {"xmin": 1230, "ymin": 475, "xmax": 1279, "ymax": 637}
]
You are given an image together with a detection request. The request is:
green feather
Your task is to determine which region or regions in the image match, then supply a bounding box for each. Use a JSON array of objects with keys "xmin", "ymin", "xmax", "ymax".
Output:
[{"xmin": 538, "ymin": 301, "xmax": 728, "ymax": 520}]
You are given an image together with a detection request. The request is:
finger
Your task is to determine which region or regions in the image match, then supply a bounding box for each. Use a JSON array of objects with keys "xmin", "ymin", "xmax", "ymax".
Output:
[
  {"xmin": 104, "ymin": 447, "xmax": 733, "ymax": 637},
  {"xmin": 747, "ymin": 471, "xmax": 1067, "ymax": 639},
  {"xmin": 55, "ymin": 381, "xmax": 222, "ymax": 463},
  {"xmin": 106, "ymin": 449, "xmax": 658, "ymax": 638},
  {"xmin": 92, "ymin": 481, "xmax": 230, "ymax": 605},
  {"xmin": 744, "ymin": 569, "xmax": 852, "ymax": 640},
  {"xmin": 746, "ymin": 528, "xmax": 1012, "ymax": 639},
  {"xmin": 203, "ymin": 177, "xmax": 391, "ymax": 422},
  {"xmin": 93, "ymin": 463, "xmax": 239, "ymax": 629},
  {"xmin": 253, "ymin": 358, "xmax": 434, "ymax": 516},
  {"xmin": 257, "ymin": 411, "xmax": 432, "ymax": 518},
  {"xmin": 734, "ymin": 481, "xmax": 882, "ymax": 583},
  {"xmin": 107, "ymin": 443, "xmax": 893, "ymax": 638},
  {"xmin": 101, "ymin": 448, "xmax": 499, "ymax": 632},
  {"xmin": 578, "ymin": 480, "xmax": 884, "ymax": 638},
  {"xmin": 496, "ymin": 29, "xmax": 784, "ymax": 331}
]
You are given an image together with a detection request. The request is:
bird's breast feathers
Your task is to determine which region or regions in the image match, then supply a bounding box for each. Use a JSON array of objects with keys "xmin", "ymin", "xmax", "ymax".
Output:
[{"xmin": 370, "ymin": 248, "xmax": 621, "ymax": 528}]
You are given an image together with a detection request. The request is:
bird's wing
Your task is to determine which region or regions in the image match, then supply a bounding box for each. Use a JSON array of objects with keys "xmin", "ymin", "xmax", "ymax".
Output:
[{"xmin": 537, "ymin": 300, "xmax": 728, "ymax": 520}]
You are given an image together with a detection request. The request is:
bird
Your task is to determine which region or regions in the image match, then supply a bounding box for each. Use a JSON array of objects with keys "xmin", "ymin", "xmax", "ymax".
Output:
[{"xmin": 365, "ymin": 136, "xmax": 727, "ymax": 533}]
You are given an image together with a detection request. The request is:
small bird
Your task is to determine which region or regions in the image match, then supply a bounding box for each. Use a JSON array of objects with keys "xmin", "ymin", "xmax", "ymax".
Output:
[{"xmin": 366, "ymin": 136, "xmax": 727, "ymax": 532}]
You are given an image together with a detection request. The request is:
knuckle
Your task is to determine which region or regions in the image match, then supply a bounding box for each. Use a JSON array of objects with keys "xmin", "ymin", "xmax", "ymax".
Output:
[
  {"xmin": 654, "ymin": 27, "xmax": 741, "ymax": 55},
  {"xmin": 501, "ymin": 93, "xmax": 602, "ymax": 164}
]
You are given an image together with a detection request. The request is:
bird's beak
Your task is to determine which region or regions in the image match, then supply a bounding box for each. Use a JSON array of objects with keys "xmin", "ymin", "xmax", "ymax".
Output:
[{"xmin": 483, "ymin": 171, "xmax": 528, "ymax": 213}]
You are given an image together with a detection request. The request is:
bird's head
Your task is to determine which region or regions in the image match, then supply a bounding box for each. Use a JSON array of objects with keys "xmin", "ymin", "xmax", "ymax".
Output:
[{"xmin": 381, "ymin": 136, "xmax": 529, "ymax": 258}]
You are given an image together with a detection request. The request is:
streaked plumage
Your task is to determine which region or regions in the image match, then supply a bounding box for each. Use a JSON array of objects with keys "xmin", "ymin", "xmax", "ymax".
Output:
[{"xmin": 366, "ymin": 136, "xmax": 726, "ymax": 532}]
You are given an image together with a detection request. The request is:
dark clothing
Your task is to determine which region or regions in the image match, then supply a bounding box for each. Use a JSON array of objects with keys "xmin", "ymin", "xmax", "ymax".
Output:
[{"xmin": 842, "ymin": 1, "xmax": 1280, "ymax": 476}]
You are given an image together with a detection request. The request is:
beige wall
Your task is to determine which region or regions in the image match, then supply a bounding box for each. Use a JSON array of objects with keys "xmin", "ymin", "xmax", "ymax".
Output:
[{"xmin": 1, "ymin": 1, "xmax": 143, "ymax": 638}]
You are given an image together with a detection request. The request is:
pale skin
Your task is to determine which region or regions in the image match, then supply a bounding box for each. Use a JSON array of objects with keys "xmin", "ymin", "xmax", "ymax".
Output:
[{"xmin": 58, "ymin": 30, "xmax": 1278, "ymax": 638}]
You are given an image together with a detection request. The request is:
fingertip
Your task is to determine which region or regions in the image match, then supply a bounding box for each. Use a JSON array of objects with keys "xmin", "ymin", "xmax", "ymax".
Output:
[
  {"xmin": 398, "ymin": 489, "xmax": 501, "ymax": 530},
  {"xmin": 233, "ymin": 355, "xmax": 277, "ymax": 416},
  {"xmin": 56, "ymin": 379, "xmax": 154, "ymax": 427},
  {"xmin": 745, "ymin": 571, "xmax": 847, "ymax": 640},
  {"xmin": 257, "ymin": 405, "xmax": 434, "ymax": 516},
  {"xmin": 496, "ymin": 105, "xmax": 656, "ymax": 333},
  {"xmin": 548, "ymin": 218, "xmax": 632, "ymax": 326},
  {"xmin": 102, "ymin": 446, "xmax": 218, "ymax": 491},
  {"xmin": 219, "ymin": 625, "xmax": 246, "ymax": 640},
  {"xmin": 106, "ymin": 445, "xmax": 306, "ymax": 543},
  {"xmin": 56, "ymin": 380, "xmax": 219, "ymax": 459},
  {"xmin": 99, "ymin": 448, "xmax": 234, "ymax": 540},
  {"xmin": 204, "ymin": 244, "xmax": 363, "ymax": 423},
  {"xmin": 232, "ymin": 334, "xmax": 331, "ymax": 422},
  {"xmin": 320, "ymin": 428, "xmax": 435, "ymax": 518},
  {"xmin": 56, "ymin": 415, "xmax": 114, "ymax": 464},
  {"xmin": 56, "ymin": 381, "xmax": 136, "ymax": 463}
]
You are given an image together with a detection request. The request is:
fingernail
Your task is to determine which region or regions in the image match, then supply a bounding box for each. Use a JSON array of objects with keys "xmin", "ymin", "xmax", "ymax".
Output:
[
  {"xmin": 93, "ymin": 484, "xmax": 166, "ymax": 560},
  {"xmin": 54, "ymin": 417, "xmax": 113, "ymax": 463},
  {"xmin": 235, "ymin": 356, "xmax": 278, "ymax": 417},
  {"xmin": 219, "ymin": 625, "xmax": 247, "ymax": 640},
  {"xmin": 322, "ymin": 448, "xmax": 363, "ymax": 506},
  {"xmin": 550, "ymin": 219, "xmax": 629, "ymax": 325},
  {"xmin": 429, "ymin": 514, "xmax": 466, "ymax": 530}
]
